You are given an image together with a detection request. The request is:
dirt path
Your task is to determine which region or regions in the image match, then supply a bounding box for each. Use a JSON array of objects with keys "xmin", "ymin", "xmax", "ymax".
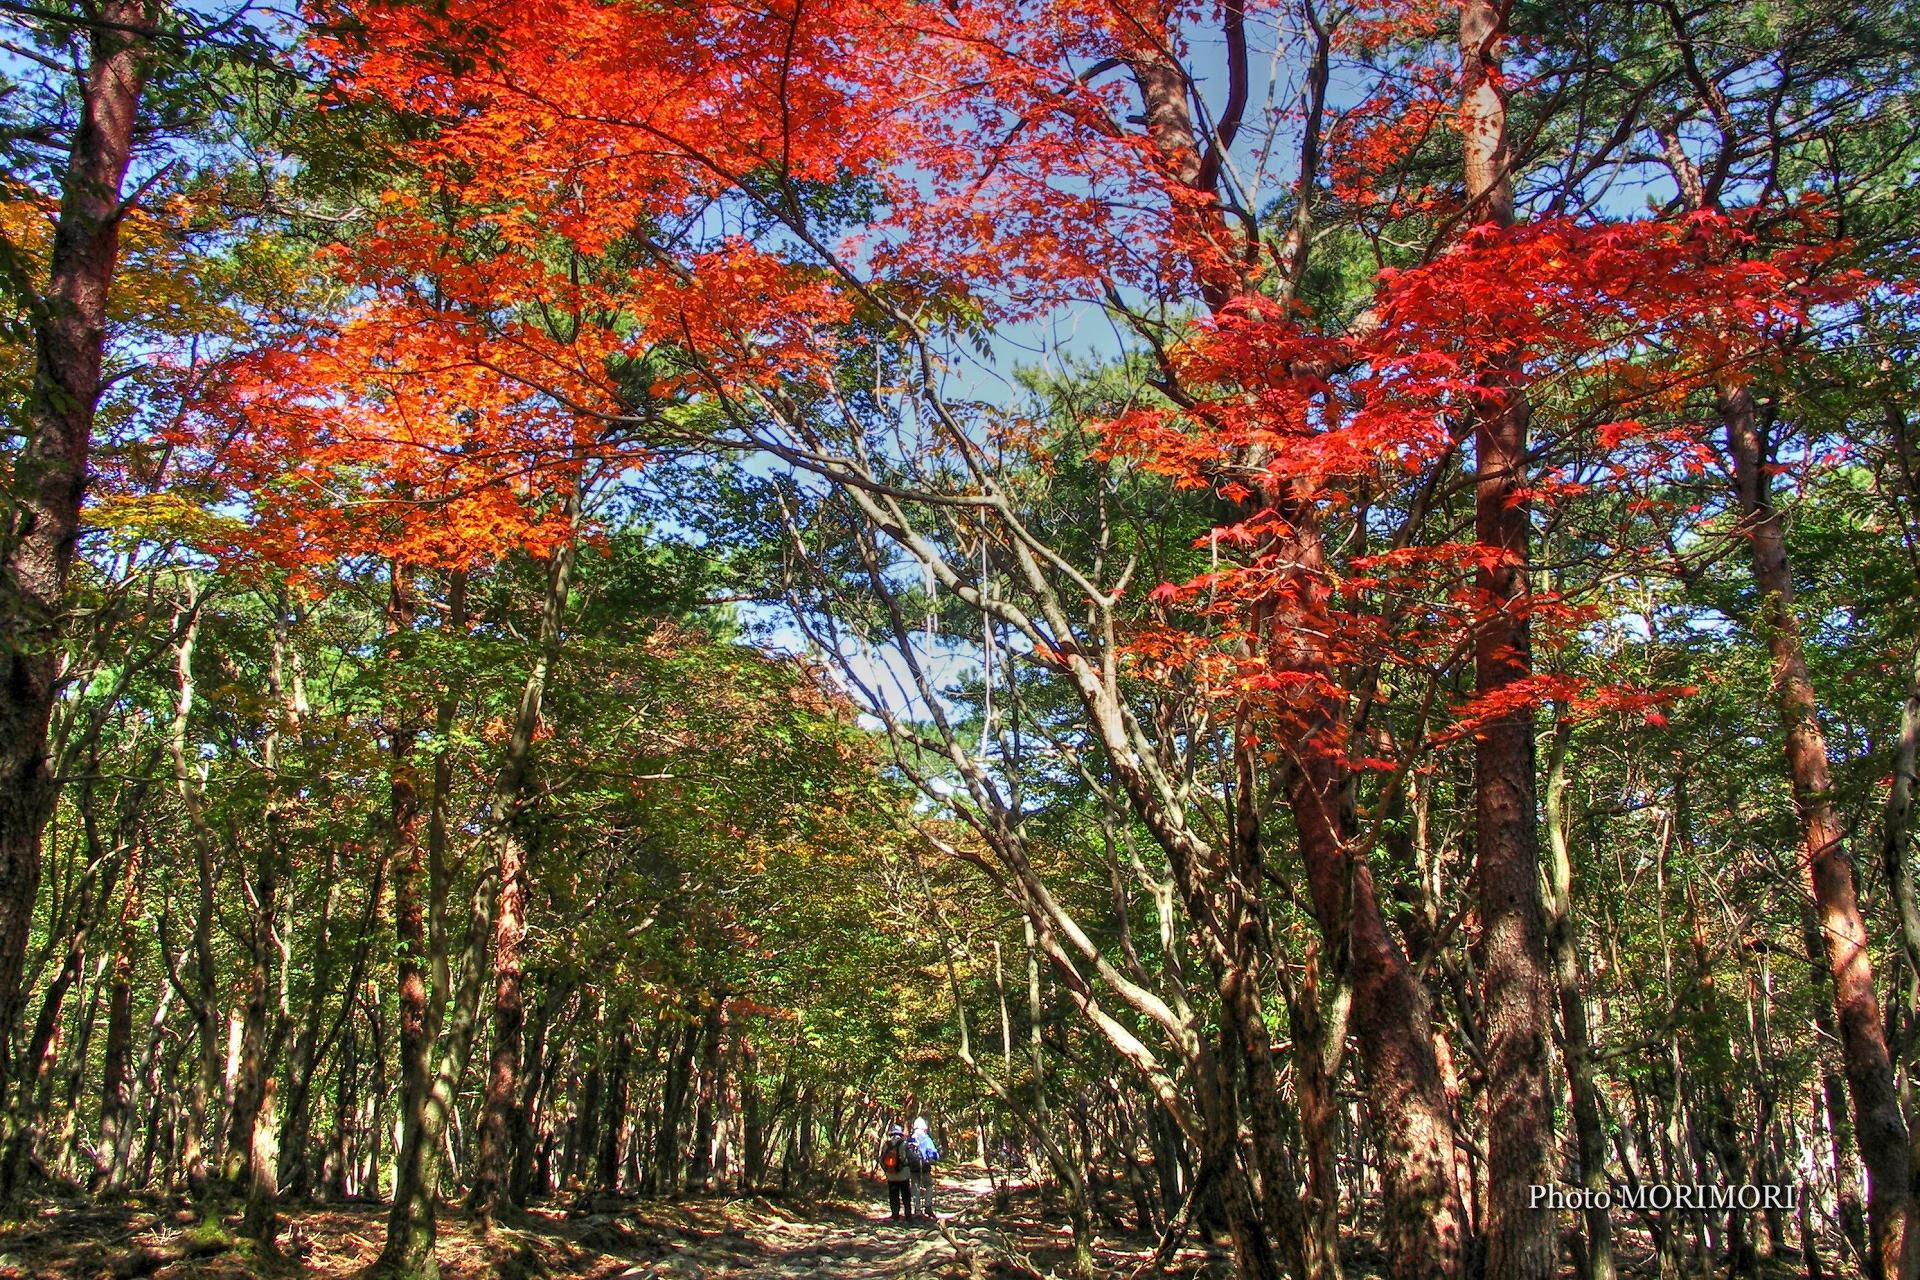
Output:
[
  {"xmin": 605, "ymin": 1173, "xmax": 1003, "ymax": 1278},
  {"xmin": 0, "ymin": 1172, "xmax": 1183, "ymax": 1279}
]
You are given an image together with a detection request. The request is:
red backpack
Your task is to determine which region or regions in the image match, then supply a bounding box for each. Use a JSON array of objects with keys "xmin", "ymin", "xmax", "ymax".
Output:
[{"xmin": 881, "ymin": 1137, "xmax": 903, "ymax": 1174}]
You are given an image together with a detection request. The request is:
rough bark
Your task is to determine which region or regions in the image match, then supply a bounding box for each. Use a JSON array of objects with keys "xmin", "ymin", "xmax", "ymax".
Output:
[
  {"xmin": 1460, "ymin": 3, "xmax": 1555, "ymax": 1275},
  {"xmin": 1723, "ymin": 384, "xmax": 1916, "ymax": 1279},
  {"xmin": 0, "ymin": 0, "xmax": 156, "ymax": 1158},
  {"xmin": 373, "ymin": 567, "xmax": 439, "ymax": 1280},
  {"xmin": 243, "ymin": 1078, "xmax": 279, "ymax": 1245},
  {"xmin": 1274, "ymin": 514, "xmax": 1468, "ymax": 1280},
  {"xmin": 1289, "ymin": 745, "xmax": 1467, "ymax": 1278},
  {"xmin": 472, "ymin": 529, "xmax": 577, "ymax": 1222}
]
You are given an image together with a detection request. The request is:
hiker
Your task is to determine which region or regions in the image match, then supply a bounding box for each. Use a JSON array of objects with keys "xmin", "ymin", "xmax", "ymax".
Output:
[
  {"xmin": 905, "ymin": 1116, "xmax": 940, "ymax": 1220},
  {"xmin": 878, "ymin": 1123, "xmax": 912, "ymax": 1221}
]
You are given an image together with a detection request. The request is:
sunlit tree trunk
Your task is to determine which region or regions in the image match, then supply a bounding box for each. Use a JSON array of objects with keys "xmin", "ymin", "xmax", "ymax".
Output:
[
  {"xmin": 474, "ymin": 524, "xmax": 578, "ymax": 1222},
  {"xmin": 222, "ymin": 822, "xmax": 279, "ymax": 1197},
  {"xmin": 243, "ymin": 1078, "xmax": 279, "ymax": 1243},
  {"xmin": 1722, "ymin": 384, "xmax": 1916, "ymax": 1279},
  {"xmin": 1460, "ymin": 4, "xmax": 1555, "ymax": 1276},
  {"xmin": 160, "ymin": 586, "xmax": 225, "ymax": 1202},
  {"xmin": 1272, "ymin": 512, "xmax": 1468, "ymax": 1280}
]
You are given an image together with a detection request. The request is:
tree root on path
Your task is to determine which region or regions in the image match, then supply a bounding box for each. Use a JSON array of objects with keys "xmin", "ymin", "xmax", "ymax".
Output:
[{"xmin": 933, "ymin": 1205, "xmax": 1048, "ymax": 1280}]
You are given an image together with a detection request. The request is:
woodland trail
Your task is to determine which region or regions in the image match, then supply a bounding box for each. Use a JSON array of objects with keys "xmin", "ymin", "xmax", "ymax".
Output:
[
  {"xmin": 603, "ymin": 1172, "xmax": 1004, "ymax": 1278},
  {"xmin": 0, "ymin": 1170, "xmax": 1160, "ymax": 1280}
]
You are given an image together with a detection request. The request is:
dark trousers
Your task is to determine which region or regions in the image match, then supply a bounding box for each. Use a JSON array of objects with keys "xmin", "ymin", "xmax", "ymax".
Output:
[{"xmin": 888, "ymin": 1178, "xmax": 912, "ymax": 1217}]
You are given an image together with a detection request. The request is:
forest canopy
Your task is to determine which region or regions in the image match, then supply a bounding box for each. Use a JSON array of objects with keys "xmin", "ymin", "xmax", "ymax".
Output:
[{"xmin": 2, "ymin": 1, "xmax": 1920, "ymax": 1279}]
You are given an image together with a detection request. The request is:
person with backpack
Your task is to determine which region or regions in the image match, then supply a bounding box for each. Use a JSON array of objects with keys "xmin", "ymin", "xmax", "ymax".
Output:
[
  {"xmin": 905, "ymin": 1116, "xmax": 940, "ymax": 1220},
  {"xmin": 877, "ymin": 1124, "xmax": 912, "ymax": 1221}
]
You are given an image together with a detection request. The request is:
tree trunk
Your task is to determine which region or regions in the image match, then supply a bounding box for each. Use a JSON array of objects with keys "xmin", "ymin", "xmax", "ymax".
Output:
[
  {"xmin": 279, "ymin": 847, "xmax": 378, "ymax": 1198},
  {"xmin": 222, "ymin": 843, "xmax": 278, "ymax": 1190},
  {"xmin": 185, "ymin": 844, "xmax": 221, "ymax": 1200},
  {"xmin": 375, "ymin": 559, "xmax": 498, "ymax": 1273},
  {"xmin": 96, "ymin": 918, "xmax": 137, "ymax": 1193},
  {"xmin": 1289, "ymin": 944, "xmax": 1348, "ymax": 1280},
  {"xmin": 374, "ymin": 566, "xmax": 440, "ymax": 1280},
  {"xmin": 243, "ymin": 1078, "xmax": 280, "ymax": 1245},
  {"xmin": 1880, "ymin": 640, "xmax": 1920, "ymax": 1043},
  {"xmin": 1808, "ymin": 1011, "xmax": 1870, "ymax": 1271},
  {"xmin": 739, "ymin": 1034, "xmax": 763, "ymax": 1194},
  {"xmin": 510, "ymin": 996, "xmax": 549, "ymax": 1205},
  {"xmin": 128, "ymin": 958, "xmax": 174, "ymax": 1192},
  {"xmin": 330, "ymin": 1007, "xmax": 360, "ymax": 1200},
  {"xmin": 1220, "ymin": 734, "xmax": 1310, "ymax": 1280},
  {"xmin": 570, "ymin": 1060, "xmax": 602, "ymax": 1190},
  {"xmin": 135, "ymin": 977, "xmax": 177, "ymax": 1192},
  {"xmin": 473, "ymin": 527, "xmax": 577, "ymax": 1221},
  {"xmin": 0, "ymin": 2, "xmax": 156, "ymax": 1145},
  {"xmin": 1460, "ymin": 2, "xmax": 1555, "ymax": 1275},
  {"xmin": 3, "ymin": 922, "xmax": 84, "ymax": 1196},
  {"xmin": 53, "ymin": 953, "xmax": 109, "ymax": 1181},
  {"xmin": 1284, "ymin": 643, "xmax": 1468, "ymax": 1280},
  {"xmin": 469, "ymin": 832, "xmax": 527, "ymax": 1221},
  {"xmin": 1103, "ymin": 23, "xmax": 1467, "ymax": 1269},
  {"xmin": 655, "ymin": 1018, "xmax": 695, "ymax": 1194},
  {"xmin": 1723, "ymin": 383, "xmax": 1916, "ymax": 1279},
  {"xmin": 690, "ymin": 1000, "xmax": 724, "ymax": 1193},
  {"xmin": 1544, "ymin": 722, "xmax": 1614, "ymax": 1280},
  {"xmin": 598, "ymin": 1023, "xmax": 632, "ymax": 1193},
  {"xmin": 162, "ymin": 584, "xmax": 224, "ymax": 1201}
]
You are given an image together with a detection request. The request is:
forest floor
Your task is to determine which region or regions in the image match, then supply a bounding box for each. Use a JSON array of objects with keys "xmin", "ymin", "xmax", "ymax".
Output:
[
  {"xmin": 0, "ymin": 1169, "xmax": 1236, "ymax": 1279},
  {"xmin": 0, "ymin": 1178, "xmax": 1828, "ymax": 1278}
]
